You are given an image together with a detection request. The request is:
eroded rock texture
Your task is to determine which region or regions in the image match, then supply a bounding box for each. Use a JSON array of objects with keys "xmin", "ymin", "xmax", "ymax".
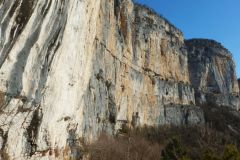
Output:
[
  {"xmin": 238, "ymin": 78, "xmax": 240, "ymax": 90},
  {"xmin": 0, "ymin": 0, "xmax": 238, "ymax": 159},
  {"xmin": 186, "ymin": 39, "xmax": 240, "ymax": 109}
]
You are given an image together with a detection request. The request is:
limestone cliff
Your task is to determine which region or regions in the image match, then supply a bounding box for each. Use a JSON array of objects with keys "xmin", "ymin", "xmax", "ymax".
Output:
[
  {"xmin": 238, "ymin": 78, "xmax": 240, "ymax": 90},
  {"xmin": 186, "ymin": 39, "xmax": 240, "ymax": 109},
  {"xmin": 0, "ymin": 0, "xmax": 238, "ymax": 159}
]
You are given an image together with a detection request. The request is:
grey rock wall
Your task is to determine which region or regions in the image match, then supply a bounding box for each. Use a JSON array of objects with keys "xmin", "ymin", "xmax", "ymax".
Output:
[
  {"xmin": 0, "ymin": 0, "xmax": 238, "ymax": 159},
  {"xmin": 0, "ymin": 0, "xmax": 204, "ymax": 159},
  {"xmin": 186, "ymin": 39, "xmax": 240, "ymax": 109},
  {"xmin": 238, "ymin": 78, "xmax": 240, "ymax": 90}
]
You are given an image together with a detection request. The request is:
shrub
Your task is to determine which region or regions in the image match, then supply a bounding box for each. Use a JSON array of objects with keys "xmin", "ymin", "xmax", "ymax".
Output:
[
  {"xmin": 161, "ymin": 137, "xmax": 190, "ymax": 160},
  {"xmin": 89, "ymin": 133, "xmax": 162, "ymax": 160},
  {"xmin": 201, "ymin": 149, "xmax": 221, "ymax": 160},
  {"xmin": 86, "ymin": 125, "xmax": 240, "ymax": 160},
  {"xmin": 222, "ymin": 144, "xmax": 240, "ymax": 160}
]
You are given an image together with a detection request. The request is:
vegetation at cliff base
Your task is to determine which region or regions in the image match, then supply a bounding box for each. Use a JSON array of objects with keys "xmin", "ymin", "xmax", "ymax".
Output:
[
  {"xmin": 87, "ymin": 126, "xmax": 240, "ymax": 160},
  {"xmin": 87, "ymin": 104, "xmax": 240, "ymax": 160}
]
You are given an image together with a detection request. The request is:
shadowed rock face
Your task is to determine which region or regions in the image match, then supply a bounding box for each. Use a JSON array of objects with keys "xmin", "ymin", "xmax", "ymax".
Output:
[
  {"xmin": 238, "ymin": 78, "xmax": 240, "ymax": 89},
  {"xmin": 0, "ymin": 0, "xmax": 238, "ymax": 159},
  {"xmin": 185, "ymin": 39, "xmax": 240, "ymax": 109}
]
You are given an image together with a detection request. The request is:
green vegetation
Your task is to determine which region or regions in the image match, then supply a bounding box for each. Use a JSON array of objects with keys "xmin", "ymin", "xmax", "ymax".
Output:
[
  {"xmin": 202, "ymin": 145, "xmax": 240, "ymax": 160},
  {"xmin": 161, "ymin": 138, "xmax": 190, "ymax": 160}
]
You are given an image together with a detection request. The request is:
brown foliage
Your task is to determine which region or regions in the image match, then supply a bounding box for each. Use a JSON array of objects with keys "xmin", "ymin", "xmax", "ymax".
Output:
[
  {"xmin": 87, "ymin": 124, "xmax": 239, "ymax": 160},
  {"xmin": 89, "ymin": 133, "xmax": 162, "ymax": 160}
]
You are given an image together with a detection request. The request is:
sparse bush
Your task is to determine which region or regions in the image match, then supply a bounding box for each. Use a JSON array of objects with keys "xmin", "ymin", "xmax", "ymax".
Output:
[
  {"xmin": 89, "ymin": 133, "xmax": 162, "ymax": 160},
  {"xmin": 201, "ymin": 144, "xmax": 240, "ymax": 160},
  {"xmin": 222, "ymin": 144, "xmax": 240, "ymax": 160},
  {"xmin": 87, "ymin": 124, "xmax": 240, "ymax": 160},
  {"xmin": 201, "ymin": 149, "xmax": 221, "ymax": 160},
  {"xmin": 161, "ymin": 137, "xmax": 190, "ymax": 160},
  {"xmin": 63, "ymin": 103, "xmax": 240, "ymax": 159}
]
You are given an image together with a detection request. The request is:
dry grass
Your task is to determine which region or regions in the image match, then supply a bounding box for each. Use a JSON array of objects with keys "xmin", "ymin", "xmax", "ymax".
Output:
[
  {"xmin": 89, "ymin": 133, "xmax": 162, "ymax": 160},
  {"xmin": 87, "ymin": 123, "xmax": 240, "ymax": 160}
]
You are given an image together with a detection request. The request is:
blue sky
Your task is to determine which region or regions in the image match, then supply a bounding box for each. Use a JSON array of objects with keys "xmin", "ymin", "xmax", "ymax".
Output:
[{"xmin": 135, "ymin": 0, "xmax": 240, "ymax": 78}]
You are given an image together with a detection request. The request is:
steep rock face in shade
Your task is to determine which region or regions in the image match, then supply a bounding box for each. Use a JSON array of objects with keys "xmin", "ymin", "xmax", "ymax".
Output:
[
  {"xmin": 238, "ymin": 78, "xmax": 240, "ymax": 105},
  {"xmin": 0, "ymin": 0, "xmax": 204, "ymax": 159},
  {"xmin": 186, "ymin": 39, "xmax": 240, "ymax": 109},
  {"xmin": 238, "ymin": 78, "xmax": 240, "ymax": 90}
]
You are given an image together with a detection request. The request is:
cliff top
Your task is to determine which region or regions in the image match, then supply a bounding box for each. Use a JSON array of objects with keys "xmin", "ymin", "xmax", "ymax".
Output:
[
  {"xmin": 185, "ymin": 38, "xmax": 232, "ymax": 57},
  {"xmin": 134, "ymin": 3, "xmax": 183, "ymax": 35},
  {"xmin": 185, "ymin": 39, "xmax": 230, "ymax": 53}
]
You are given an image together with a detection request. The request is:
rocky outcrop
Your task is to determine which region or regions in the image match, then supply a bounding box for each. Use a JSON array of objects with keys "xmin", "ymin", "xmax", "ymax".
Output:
[
  {"xmin": 238, "ymin": 78, "xmax": 240, "ymax": 90},
  {"xmin": 0, "ymin": 0, "xmax": 205, "ymax": 159},
  {"xmin": 186, "ymin": 39, "xmax": 240, "ymax": 109},
  {"xmin": 0, "ymin": 0, "xmax": 238, "ymax": 159}
]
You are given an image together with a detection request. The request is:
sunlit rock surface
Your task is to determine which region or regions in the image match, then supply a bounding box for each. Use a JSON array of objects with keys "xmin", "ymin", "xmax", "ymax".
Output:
[{"xmin": 0, "ymin": 0, "xmax": 238, "ymax": 159}]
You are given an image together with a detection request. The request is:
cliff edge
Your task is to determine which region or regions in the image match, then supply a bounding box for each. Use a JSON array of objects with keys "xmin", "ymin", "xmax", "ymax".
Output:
[{"xmin": 186, "ymin": 39, "xmax": 240, "ymax": 109}]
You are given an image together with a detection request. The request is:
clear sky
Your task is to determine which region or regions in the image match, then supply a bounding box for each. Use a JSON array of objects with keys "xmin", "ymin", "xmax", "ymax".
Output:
[{"xmin": 135, "ymin": 0, "xmax": 240, "ymax": 78}]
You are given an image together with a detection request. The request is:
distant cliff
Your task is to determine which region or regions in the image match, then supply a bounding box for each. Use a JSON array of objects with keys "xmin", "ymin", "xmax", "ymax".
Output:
[
  {"xmin": 0, "ymin": 0, "xmax": 239, "ymax": 159},
  {"xmin": 238, "ymin": 78, "xmax": 240, "ymax": 90},
  {"xmin": 186, "ymin": 39, "xmax": 240, "ymax": 109}
]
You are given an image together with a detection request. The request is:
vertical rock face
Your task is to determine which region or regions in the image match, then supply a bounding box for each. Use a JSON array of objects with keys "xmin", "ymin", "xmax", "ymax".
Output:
[
  {"xmin": 0, "ymin": 0, "xmax": 238, "ymax": 159},
  {"xmin": 238, "ymin": 79, "xmax": 240, "ymax": 105},
  {"xmin": 238, "ymin": 78, "xmax": 240, "ymax": 90},
  {"xmin": 0, "ymin": 0, "xmax": 204, "ymax": 159},
  {"xmin": 0, "ymin": 0, "xmax": 102, "ymax": 159},
  {"xmin": 186, "ymin": 39, "xmax": 240, "ymax": 109}
]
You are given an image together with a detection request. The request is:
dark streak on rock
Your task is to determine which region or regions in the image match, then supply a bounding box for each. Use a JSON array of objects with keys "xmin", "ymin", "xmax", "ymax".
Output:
[
  {"xmin": 0, "ymin": 130, "xmax": 10, "ymax": 160},
  {"xmin": 26, "ymin": 108, "xmax": 42, "ymax": 156},
  {"xmin": 114, "ymin": 0, "xmax": 120, "ymax": 18}
]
